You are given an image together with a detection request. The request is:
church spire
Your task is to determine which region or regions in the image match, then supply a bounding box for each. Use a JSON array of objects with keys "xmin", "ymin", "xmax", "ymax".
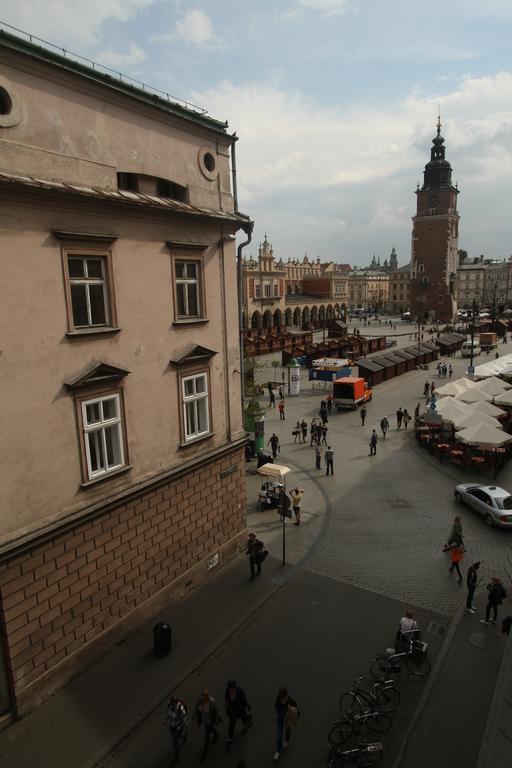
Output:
[{"xmin": 421, "ymin": 116, "xmax": 453, "ymax": 191}]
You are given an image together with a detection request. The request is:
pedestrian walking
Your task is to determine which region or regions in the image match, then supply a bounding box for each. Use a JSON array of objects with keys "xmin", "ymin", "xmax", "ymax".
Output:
[
  {"xmin": 321, "ymin": 424, "xmax": 328, "ymax": 445},
  {"xmin": 423, "ymin": 380, "xmax": 430, "ymax": 399},
  {"xmin": 274, "ymin": 686, "xmax": 300, "ymax": 762},
  {"xmin": 320, "ymin": 408, "xmax": 328, "ymax": 426},
  {"xmin": 267, "ymin": 433, "xmax": 280, "ymax": 459},
  {"xmin": 225, "ymin": 680, "xmax": 250, "ymax": 746},
  {"xmin": 289, "ymin": 487, "xmax": 304, "ymax": 526},
  {"xmin": 396, "ymin": 407, "xmax": 404, "ymax": 429},
  {"xmin": 443, "ymin": 515, "xmax": 463, "ymax": 549},
  {"xmin": 466, "ymin": 561, "xmax": 481, "ymax": 613},
  {"xmin": 403, "ymin": 409, "xmax": 411, "ymax": 429},
  {"xmin": 325, "ymin": 445, "xmax": 334, "ymax": 475},
  {"xmin": 166, "ymin": 694, "xmax": 189, "ymax": 764},
  {"xmin": 495, "ymin": 351, "xmax": 500, "ymax": 360},
  {"xmin": 449, "ymin": 364, "xmax": 453, "ymax": 378},
  {"xmin": 315, "ymin": 443, "xmax": 322, "ymax": 470},
  {"xmin": 481, "ymin": 576, "xmax": 507, "ymax": 625},
  {"xmin": 292, "ymin": 421, "xmax": 302, "ymax": 444},
  {"xmin": 380, "ymin": 416, "xmax": 389, "ymax": 439},
  {"xmin": 449, "ymin": 543, "xmax": 464, "ymax": 584},
  {"xmin": 278, "ymin": 386, "xmax": 283, "ymax": 401},
  {"xmin": 369, "ymin": 429, "xmax": 378, "ymax": 456},
  {"xmin": 278, "ymin": 400, "xmax": 285, "ymax": 420},
  {"xmin": 246, "ymin": 532, "xmax": 265, "ymax": 581},
  {"xmin": 301, "ymin": 419, "xmax": 308, "ymax": 443},
  {"xmin": 414, "ymin": 402, "xmax": 420, "ymax": 423},
  {"xmin": 430, "ymin": 381, "xmax": 436, "ymax": 395},
  {"xmin": 360, "ymin": 405, "xmax": 367, "ymax": 426},
  {"xmin": 327, "ymin": 393, "xmax": 333, "ymax": 414},
  {"xmin": 437, "ymin": 362, "xmax": 442, "ymax": 379},
  {"xmin": 310, "ymin": 419, "xmax": 317, "ymax": 446},
  {"xmin": 194, "ymin": 689, "xmax": 220, "ymax": 762}
]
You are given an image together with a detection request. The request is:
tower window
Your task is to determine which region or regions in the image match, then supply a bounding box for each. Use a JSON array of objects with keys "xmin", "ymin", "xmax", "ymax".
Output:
[
  {"xmin": 117, "ymin": 172, "xmax": 139, "ymax": 192},
  {"xmin": 156, "ymin": 178, "xmax": 188, "ymax": 203}
]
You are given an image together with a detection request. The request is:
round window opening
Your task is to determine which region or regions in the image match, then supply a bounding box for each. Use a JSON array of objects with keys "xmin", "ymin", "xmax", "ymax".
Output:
[
  {"xmin": 0, "ymin": 87, "xmax": 12, "ymax": 116},
  {"xmin": 203, "ymin": 152, "xmax": 216, "ymax": 173}
]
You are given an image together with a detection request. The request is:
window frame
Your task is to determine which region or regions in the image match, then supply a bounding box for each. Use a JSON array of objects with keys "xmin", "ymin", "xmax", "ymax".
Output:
[
  {"xmin": 177, "ymin": 368, "xmax": 213, "ymax": 446},
  {"xmin": 75, "ymin": 387, "xmax": 129, "ymax": 485},
  {"xmin": 169, "ymin": 246, "xmax": 207, "ymax": 325},
  {"xmin": 61, "ymin": 242, "xmax": 118, "ymax": 336}
]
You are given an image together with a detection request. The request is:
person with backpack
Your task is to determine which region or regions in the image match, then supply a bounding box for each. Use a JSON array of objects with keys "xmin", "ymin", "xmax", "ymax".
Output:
[
  {"xmin": 481, "ymin": 576, "xmax": 507, "ymax": 625},
  {"xmin": 194, "ymin": 689, "xmax": 221, "ymax": 762},
  {"xmin": 166, "ymin": 694, "xmax": 188, "ymax": 764},
  {"xmin": 225, "ymin": 680, "xmax": 251, "ymax": 746}
]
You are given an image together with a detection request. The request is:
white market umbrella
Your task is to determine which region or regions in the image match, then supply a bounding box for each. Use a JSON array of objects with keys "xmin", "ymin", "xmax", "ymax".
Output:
[
  {"xmin": 456, "ymin": 377, "xmax": 478, "ymax": 390},
  {"xmin": 436, "ymin": 397, "xmax": 470, "ymax": 423},
  {"xmin": 453, "ymin": 412, "xmax": 503, "ymax": 431},
  {"xmin": 474, "ymin": 376, "xmax": 511, "ymax": 396},
  {"xmin": 435, "ymin": 380, "xmax": 467, "ymax": 397},
  {"xmin": 456, "ymin": 388, "xmax": 493, "ymax": 404},
  {"xmin": 457, "ymin": 423, "xmax": 512, "ymax": 449},
  {"xmin": 467, "ymin": 400, "xmax": 506, "ymax": 418},
  {"xmin": 494, "ymin": 390, "xmax": 512, "ymax": 406},
  {"xmin": 257, "ymin": 463, "xmax": 291, "ymax": 479}
]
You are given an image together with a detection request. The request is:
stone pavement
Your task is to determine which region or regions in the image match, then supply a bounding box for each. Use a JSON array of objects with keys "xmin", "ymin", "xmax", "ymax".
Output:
[{"xmin": 1, "ymin": 341, "xmax": 511, "ymax": 767}]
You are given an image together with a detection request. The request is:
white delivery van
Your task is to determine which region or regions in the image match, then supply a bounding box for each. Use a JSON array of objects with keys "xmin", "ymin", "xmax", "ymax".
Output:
[{"xmin": 461, "ymin": 340, "xmax": 481, "ymax": 358}]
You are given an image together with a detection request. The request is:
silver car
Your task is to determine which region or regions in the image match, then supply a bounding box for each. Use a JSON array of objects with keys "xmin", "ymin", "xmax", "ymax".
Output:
[{"xmin": 454, "ymin": 484, "xmax": 512, "ymax": 528}]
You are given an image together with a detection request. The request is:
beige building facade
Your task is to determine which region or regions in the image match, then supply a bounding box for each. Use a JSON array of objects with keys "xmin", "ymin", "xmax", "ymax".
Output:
[
  {"xmin": 0, "ymin": 32, "xmax": 250, "ymax": 717},
  {"xmin": 386, "ymin": 265, "xmax": 411, "ymax": 314},
  {"xmin": 242, "ymin": 237, "xmax": 349, "ymax": 329},
  {"xmin": 347, "ymin": 270, "xmax": 390, "ymax": 313}
]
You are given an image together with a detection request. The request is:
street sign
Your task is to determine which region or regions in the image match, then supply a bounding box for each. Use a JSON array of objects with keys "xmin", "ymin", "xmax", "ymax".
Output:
[{"xmin": 468, "ymin": 366, "xmax": 475, "ymax": 374}]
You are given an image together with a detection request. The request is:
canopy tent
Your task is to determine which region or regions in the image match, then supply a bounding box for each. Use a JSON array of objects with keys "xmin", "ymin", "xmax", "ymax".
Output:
[
  {"xmin": 467, "ymin": 400, "xmax": 506, "ymax": 418},
  {"xmin": 453, "ymin": 412, "xmax": 503, "ymax": 431},
  {"xmin": 474, "ymin": 354, "xmax": 512, "ymax": 379},
  {"xmin": 457, "ymin": 423, "xmax": 512, "ymax": 449},
  {"xmin": 456, "ymin": 388, "xmax": 493, "ymax": 404},
  {"xmin": 474, "ymin": 376, "xmax": 511, "ymax": 396},
  {"xmin": 435, "ymin": 380, "xmax": 468, "ymax": 397},
  {"xmin": 456, "ymin": 378, "xmax": 478, "ymax": 390},
  {"xmin": 257, "ymin": 463, "xmax": 291, "ymax": 479},
  {"xmin": 494, "ymin": 389, "xmax": 512, "ymax": 406},
  {"xmin": 436, "ymin": 397, "xmax": 470, "ymax": 423}
]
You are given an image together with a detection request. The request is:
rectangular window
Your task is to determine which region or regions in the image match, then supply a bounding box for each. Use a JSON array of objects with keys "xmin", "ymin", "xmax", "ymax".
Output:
[
  {"xmin": 264, "ymin": 283, "xmax": 271, "ymax": 297},
  {"xmin": 81, "ymin": 393, "xmax": 125, "ymax": 480},
  {"xmin": 255, "ymin": 284, "xmax": 261, "ymax": 298},
  {"xmin": 182, "ymin": 373, "xmax": 210, "ymax": 442},
  {"xmin": 67, "ymin": 255, "xmax": 109, "ymax": 329},
  {"xmin": 273, "ymin": 283, "xmax": 279, "ymax": 296},
  {"xmin": 175, "ymin": 260, "xmax": 201, "ymax": 319}
]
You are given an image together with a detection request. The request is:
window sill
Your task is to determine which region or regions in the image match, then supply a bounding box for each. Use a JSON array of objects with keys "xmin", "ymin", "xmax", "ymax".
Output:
[
  {"xmin": 66, "ymin": 327, "xmax": 121, "ymax": 338},
  {"xmin": 178, "ymin": 432, "xmax": 215, "ymax": 449},
  {"xmin": 172, "ymin": 318, "xmax": 209, "ymax": 326},
  {"xmin": 80, "ymin": 464, "xmax": 132, "ymax": 488}
]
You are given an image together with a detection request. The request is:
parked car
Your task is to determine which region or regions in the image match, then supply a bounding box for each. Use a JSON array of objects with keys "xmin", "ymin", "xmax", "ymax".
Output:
[{"xmin": 454, "ymin": 484, "xmax": 512, "ymax": 528}]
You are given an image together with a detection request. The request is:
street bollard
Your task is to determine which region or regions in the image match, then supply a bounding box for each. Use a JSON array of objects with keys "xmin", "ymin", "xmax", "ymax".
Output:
[{"xmin": 153, "ymin": 622, "xmax": 172, "ymax": 657}]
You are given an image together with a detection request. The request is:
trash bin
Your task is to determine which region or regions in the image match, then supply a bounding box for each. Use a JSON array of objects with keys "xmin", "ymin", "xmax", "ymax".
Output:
[{"xmin": 153, "ymin": 622, "xmax": 172, "ymax": 657}]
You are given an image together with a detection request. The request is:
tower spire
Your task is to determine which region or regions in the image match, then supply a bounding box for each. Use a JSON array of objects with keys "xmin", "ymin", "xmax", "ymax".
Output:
[{"xmin": 436, "ymin": 108, "xmax": 441, "ymax": 137}]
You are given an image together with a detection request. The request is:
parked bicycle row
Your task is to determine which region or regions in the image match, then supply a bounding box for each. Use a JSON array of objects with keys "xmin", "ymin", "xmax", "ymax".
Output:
[{"xmin": 326, "ymin": 612, "xmax": 431, "ymax": 767}]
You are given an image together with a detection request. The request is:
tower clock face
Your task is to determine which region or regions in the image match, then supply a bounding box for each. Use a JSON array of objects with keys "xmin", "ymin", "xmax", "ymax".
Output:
[{"xmin": 428, "ymin": 194, "xmax": 438, "ymax": 206}]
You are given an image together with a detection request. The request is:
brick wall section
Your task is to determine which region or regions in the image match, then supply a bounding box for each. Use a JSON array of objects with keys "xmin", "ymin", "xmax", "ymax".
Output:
[{"xmin": 0, "ymin": 445, "xmax": 246, "ymax": 711}]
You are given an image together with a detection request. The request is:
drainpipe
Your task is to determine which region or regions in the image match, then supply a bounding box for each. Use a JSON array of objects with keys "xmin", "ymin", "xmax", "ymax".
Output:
[
  {"xmin": 237, "ymin": 220, "xmax": 254, "ymax": 411},
  {"xmin": 231, "ymin": 133, "xmax": 239, "ymax": 213}
]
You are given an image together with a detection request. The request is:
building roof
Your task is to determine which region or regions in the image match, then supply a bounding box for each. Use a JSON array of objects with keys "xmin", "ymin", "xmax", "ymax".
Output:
[
  {"xmin": 0, "ymin": 171, "xmax": 250, "ymax": 225},
  {"xmin": 0, "ymin": 28, "xmax": 229, "ymax": 137}
]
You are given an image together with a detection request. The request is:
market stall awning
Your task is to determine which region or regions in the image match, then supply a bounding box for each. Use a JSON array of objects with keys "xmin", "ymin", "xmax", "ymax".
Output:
[
  {"xmin": 436, "ymin": 397, "xmax": 471, "ymax": 423},
  {"xmin": 456, "ymin": 388, "xmax": 493, "ymax": 404},
  {"xmin": 435, "ymin": 380, "xmax": 467, "ymax": 397},
  {"xmin": 474, "ymin": 353, "xmax": 512, "ymax": 379},
  {"xmin": 493, "ymin": 390, "xmax": 512, "ymax": 406},
  {"xmin": 474, "ymin": 376, "xmax": 511, "ymax": 396},
  {"xmin": 457, "ymin": 423, "xmax": 512, "ymax": 449},
  {"xmin": 467, "ymin": 400, "xmax": 506, "ymax": 418},
  {"xmin": 453, "ymin": 412, "xmax": 503, "ymax": 431}
]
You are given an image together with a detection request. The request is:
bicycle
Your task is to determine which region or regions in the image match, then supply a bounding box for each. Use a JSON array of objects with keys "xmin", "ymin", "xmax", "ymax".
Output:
[
  {"xmin": 339, "ymin": 676, "xmax": 400, "ymax": 718},
  {"xmin": 328, "ymin": 706, "xmax": 392, "ymax": 750},
  {"xmin": 326, "ymin": 740, "xmax": 383, "ymax": 767},
  {"xmin": 370, "ymin": 631, "xmax": 431, "ymax": 680}
]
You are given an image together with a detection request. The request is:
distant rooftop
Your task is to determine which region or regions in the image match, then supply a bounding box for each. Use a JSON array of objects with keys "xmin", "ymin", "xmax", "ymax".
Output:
[{"xmin": 0, "ymin": 22, "xmax": 230, "ymax": 135}]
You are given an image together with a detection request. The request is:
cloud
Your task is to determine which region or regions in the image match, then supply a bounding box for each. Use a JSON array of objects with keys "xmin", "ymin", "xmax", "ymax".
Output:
[
  {"xmin": 175, "ymin": 9, "xmax": 218, "ymax": 46},
  {"xmin": 95, "ymin": 44, "xmax": 146, "ymax": 69},
  {"xmin": 0, "ymin": 0, "xmax": 153, "ymax": 46},
  {"xmin": 297, "ymin": 0, "xmax": 350, "ymax": 13},
  {"xmin": 192, "ymin": 71, "xmax": 512, "ymax": 262}
]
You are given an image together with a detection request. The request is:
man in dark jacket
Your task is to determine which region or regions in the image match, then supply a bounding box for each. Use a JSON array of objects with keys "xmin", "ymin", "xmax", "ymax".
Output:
[
  {"xmin": 481, "ymin": 576, "xmax": 507, "ymax": 625},
  {"xmin": 246, "ymin": 533, "xmax": 264, "ymax": 580},
  {"xmin": 267, "ymin": 433, "xmax": 280, "ymax": 459},
  {"xmin": 274, "ymin": 686, "xmax": 300, "ymax": 761},
  {"xmin": 166, "ymin": 694, "xmax": 188, "ymax": 764},
  {"xmin": 466, "ymin": 561, "xmax": 481, "ymax": 614},
  {"xmin": 225, "ymin": 680, "xmax": 250, "ymax": 745}
]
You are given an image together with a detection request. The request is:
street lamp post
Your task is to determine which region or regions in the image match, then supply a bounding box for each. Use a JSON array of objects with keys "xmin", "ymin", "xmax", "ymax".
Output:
[{"xmin": 469, "ymin": 298, "xmax": 477, "ymax": 375}]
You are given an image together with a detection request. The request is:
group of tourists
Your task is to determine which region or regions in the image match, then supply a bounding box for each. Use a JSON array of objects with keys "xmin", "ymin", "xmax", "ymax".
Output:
[{"xmin": 437, "ymin": 361, "xmax": 453, "ymax": 379}]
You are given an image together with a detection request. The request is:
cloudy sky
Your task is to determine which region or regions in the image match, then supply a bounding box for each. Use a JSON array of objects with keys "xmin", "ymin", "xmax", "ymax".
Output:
[{"xmin": 1, "ymin": 1, "xmax": 512, "ymax": 267}]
